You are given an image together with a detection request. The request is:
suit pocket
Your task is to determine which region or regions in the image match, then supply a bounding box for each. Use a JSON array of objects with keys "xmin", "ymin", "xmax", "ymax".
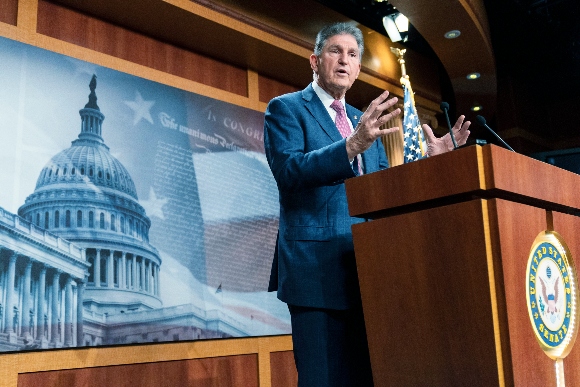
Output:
[{"xmin": 284, "ymin": 225, "xmax": 331, "ymax": 241}]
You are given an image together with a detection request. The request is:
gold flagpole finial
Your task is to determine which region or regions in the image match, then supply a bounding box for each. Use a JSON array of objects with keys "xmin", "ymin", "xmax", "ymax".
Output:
[{"xmin": 390, "ymin": 47, "xmax": 408, "ymax": 84}]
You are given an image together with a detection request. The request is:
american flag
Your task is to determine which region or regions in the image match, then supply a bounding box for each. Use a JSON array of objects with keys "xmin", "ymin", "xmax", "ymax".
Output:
[{"xmin": 402, "ymin": 80, "xmax": 426, "ymax": 163}]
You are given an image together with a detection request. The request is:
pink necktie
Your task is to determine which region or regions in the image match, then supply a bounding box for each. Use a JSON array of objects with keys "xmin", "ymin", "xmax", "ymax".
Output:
[{"xmin": 330, "ymin": 100, "xmax": 363, "ymax": 175}]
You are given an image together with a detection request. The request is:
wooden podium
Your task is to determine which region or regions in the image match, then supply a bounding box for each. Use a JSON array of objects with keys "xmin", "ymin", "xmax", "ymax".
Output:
[{"xmin": 345, "ymin": 144, "xmax": 580, "ymax": 386}]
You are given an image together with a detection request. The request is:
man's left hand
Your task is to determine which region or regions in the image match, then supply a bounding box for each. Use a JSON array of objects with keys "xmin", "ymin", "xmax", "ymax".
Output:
[{"xmin": 422, "ymin": 115, "xmax": 471, "ymax": 157}]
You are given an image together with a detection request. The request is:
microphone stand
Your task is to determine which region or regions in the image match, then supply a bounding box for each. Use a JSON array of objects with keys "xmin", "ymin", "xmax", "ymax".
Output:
[
  {"xmin": 440, "ymin": 102, "xmax": 458, "ymax": 149},
  {"xmin": 475, "ymin": 115, "xmax": 515, "ymax": 152}
]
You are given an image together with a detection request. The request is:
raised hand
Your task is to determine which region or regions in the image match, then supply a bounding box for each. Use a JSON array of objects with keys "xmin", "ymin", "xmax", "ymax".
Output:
[
  {"xmin": 422, "ymin": 115, "xmax": 471, "ymax": 156},
  {"xmin": 346, "ymin": 90, "xmax": 401, "ymax": 160}
]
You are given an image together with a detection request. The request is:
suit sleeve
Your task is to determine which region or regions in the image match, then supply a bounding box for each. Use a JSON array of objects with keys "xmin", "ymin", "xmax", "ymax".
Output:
[
  {"xmin": 377, "ymin": 136, "xmax": 390, "ymax": 170},
  {"xmin": 264, "ymin": 97, "xmax": 356, "ymax": 193}
]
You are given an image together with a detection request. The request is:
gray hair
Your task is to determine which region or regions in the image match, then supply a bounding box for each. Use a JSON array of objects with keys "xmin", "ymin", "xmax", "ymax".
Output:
[{"xmin": 313, "ymin": 23, "xmax": 364, "ymax": 61}]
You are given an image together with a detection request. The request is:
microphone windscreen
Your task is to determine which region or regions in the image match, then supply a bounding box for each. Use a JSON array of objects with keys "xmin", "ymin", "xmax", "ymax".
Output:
[
  {"xmin": 440, "ymin": 101, "xmax": 450, "ymax": 111},
  {"xmin": 475, "ymin": 115, "xmax": 486, "ymax": 126}
]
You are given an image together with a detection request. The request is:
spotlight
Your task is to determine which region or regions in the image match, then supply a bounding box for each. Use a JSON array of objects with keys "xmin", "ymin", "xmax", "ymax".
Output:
[
  {"xmin": 394, "ymin": 13, "xmax": 409, "ymax": 33},
  {"xmin": 383, "ymin": 13, "xmax": 409, "ymax": 43},
  {"xmin": 466, "ymin": 72, "xmax": 481, "ymax": 80},
  {"xmin": 383, "ymin": 15, "xmax": 401, "ymax": 42}
]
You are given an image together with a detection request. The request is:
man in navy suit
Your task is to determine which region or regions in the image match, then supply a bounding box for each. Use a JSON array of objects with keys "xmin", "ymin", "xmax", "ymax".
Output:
[{"xmin": 264, "ymin": 22, "xmax": 470, "ymax": 386}]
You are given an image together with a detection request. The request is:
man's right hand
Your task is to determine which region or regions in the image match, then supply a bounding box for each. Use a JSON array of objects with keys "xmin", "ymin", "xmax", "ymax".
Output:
[{"xmin": 346, "ymin": 90, "xmax": 401, "ymax": 161}]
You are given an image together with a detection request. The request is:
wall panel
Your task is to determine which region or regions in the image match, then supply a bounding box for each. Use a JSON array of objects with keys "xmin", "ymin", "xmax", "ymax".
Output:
[
  {"xmin": 18, "ymin": 354, "xmax": 259, "ymax": 387},
  {"xmin": 0, "ymin": 336, "xmax": 292, "ymax": 387},
  {"xmin": 258, "ymin": 74, "xmax": 300, "ymax": 104},
  {"xmin": 270, "ymin": 351, "xmax": 297, "ymax": 387},
  {"xmin": 36, "ymin": 0, "xmax": 248, "ymax": 97},
  {"xmin": 0, "ymin": 0, "xmax": 18, "ymax": 26}
]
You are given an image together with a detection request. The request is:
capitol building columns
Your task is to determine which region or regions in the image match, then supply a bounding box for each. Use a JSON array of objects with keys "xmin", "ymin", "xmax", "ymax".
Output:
[
  {"xmin": 4, "ymin": 252, "xmax": 18, "ymax": 342},
  {"xmin": 0, "ymin": 233, "xmax": 88, "ymax": 349},
  {"xmin": 155, "ymin": 262, "xmax": 160, "ymax": 296},
  {"xmin": 147, "ymin": 261, "xmax": 152, "ymax": 293},
  {"xmin": 83, "ymin": 248, "xmax": 161, "ymax": 299},
  {"xmin": 36, "ymin": 266, "xmax": 47, "ymax": 343},
  {"xmin": 64, "ymin": 276, "xmax": 73, "ymax": 347},
  {"xmin": 140, "ymin": 257, "xmax": 145, "ymax": 291},
  {"xmin": 51, "ymin": 270, "xmax": 60, "ymax": 346},
  {"xmin": 21, "ymin": 260, "xmax": 33, "ymax": 341},
  {"xmin": 2, "ymin": 239, "xmax": 161, "ymax": 348},
  {"xmin": 120, "ymin": 252, "xmax": 127, "ymax": 290},
  {"xmin": 132, "ymin": 255, "xmax": 138, "ymax": 291},
  {"xmin": 76, "ymin": 278, "xmax": 85, "ymax": 346},
  {"xmin": 106, "ymin": 251, "xmax": 114, "ymax": 288},
  {"xmin": 94, "ymin": 249, "xmax": 101, "ymax": 288}
]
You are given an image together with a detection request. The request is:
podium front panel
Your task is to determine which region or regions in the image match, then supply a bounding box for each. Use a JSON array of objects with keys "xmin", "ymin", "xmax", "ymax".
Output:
[
  {"xmin": 352, "ymin": 199, "xmax": 501, "ymax": 386},
  {"xmin": 488, "ymin": 199, "xmax": 556, "ymax": 387},
  {"xmin": 550, "ymin": 211, "xmax": 580, "ymax": 385}
]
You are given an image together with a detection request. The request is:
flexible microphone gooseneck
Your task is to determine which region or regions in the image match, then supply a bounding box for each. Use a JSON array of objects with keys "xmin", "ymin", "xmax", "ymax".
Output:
[
  {"xmin": 440, "ymin": 101, "xmax": 458, "ymax": 149},
  {"xmin": 475, "ymin": 115, "xmax": 515, "ymax": 152}
]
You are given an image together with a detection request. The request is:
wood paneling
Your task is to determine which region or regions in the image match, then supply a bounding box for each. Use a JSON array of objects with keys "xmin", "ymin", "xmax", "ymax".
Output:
[
  {"xmin": 0, "ymin": 0, "xmax": 18, "ymax": 26},
  {"xmin": 346, "ymin": 144, "xmax": 486, "ymax": 218},
  {"xmin": 258, "ymin": 75, "xmax": 299, "ymax": 104},
  {"xmin": 17, "ymin": 354, "xmax": 259, "ymax": 387},
  {"xmin": 0, "ymin": 335, "xmax": 293, "ymax": 387},
  {"xmin": 490, "ymin": 199, "xmax": 556, "ymax": 386},
  {"xmin": 46, "ymin": 0, "xmax": 442, "ymax": 114},
  {"xmin": 347, "ymin": 144, "xmax": 580, "ymax": 220},
  {"xmin": 36, "ymin": 0, "xmax": 248, "ymax": 97},
  {"xmin": 348, "ymin": 142, "xmax": 580, "ymax": 385},
  {"xmin": 270, "ymin": 351, "xmax": 297, "ymax": 387},
  {"xmin": 353, "ymin": 199, "xmax": 500, "ymax": 386},
  {"xmin": 552, "ymin": 211, "xmax": 580, "ymax": 386},
  {"xmin": 482, "ymin": 145, "xmax": 580, "ymax": 213}
]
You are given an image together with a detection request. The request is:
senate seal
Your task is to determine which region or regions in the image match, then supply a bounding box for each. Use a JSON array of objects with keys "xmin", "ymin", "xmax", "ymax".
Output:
[{"xmin": 526, "ymin": 231, "xmax": 579, "ymax": 359}]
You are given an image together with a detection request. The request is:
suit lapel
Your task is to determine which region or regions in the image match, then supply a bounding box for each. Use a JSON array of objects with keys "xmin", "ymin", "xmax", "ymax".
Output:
[
  {"xmin": 301, "ymin": 85, "xmax": 378, "ymax": 174},
  {"xmin": 302, "ymin": 84, "xmax": 342, "ymax": 143}
]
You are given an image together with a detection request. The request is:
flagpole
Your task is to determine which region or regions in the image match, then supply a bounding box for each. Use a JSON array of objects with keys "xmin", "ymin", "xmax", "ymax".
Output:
[{"xmin": 390, "ymin": 47, "xmax": 426, "ymax": 161}]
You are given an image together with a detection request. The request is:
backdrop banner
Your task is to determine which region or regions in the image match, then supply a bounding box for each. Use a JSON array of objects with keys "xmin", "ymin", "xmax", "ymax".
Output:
[{"xmin": 0, "ymin": 36, "xmax": 289, "ymax": 351}]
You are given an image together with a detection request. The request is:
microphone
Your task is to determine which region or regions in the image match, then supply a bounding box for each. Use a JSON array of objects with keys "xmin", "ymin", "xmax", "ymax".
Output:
[
  {"xmin": 475, "ymin": 115, "xmax": 515, "ymax": 152},
  {"xmin": 440, "ymin": 102, "xmax": 458, "ymax": 149}
]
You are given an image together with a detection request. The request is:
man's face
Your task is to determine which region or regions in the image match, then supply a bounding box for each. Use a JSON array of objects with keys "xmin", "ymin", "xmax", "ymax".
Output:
[{"xmin": 310, "ymin": 33, "xmax": 362, "ymax": 100}]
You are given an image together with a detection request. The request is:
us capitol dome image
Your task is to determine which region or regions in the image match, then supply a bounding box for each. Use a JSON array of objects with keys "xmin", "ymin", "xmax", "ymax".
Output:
[
  {"xmin": 19, "ymin": 75, "xmax": 163, "ymax": 316},
  {"xmin": 0, "ymin": 75, "xmax": 245, "ymax": 351}
]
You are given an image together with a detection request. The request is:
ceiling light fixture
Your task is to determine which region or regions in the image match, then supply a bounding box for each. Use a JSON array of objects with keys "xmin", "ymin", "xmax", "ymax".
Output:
[
  {"xmin": 444, "ymin": 30, "xmax": 461, "ymax": 39},
  {"xmin": 383, "ymin": 15, "xmax": 401, "ymax": 42},
  {"xmin": 467, "ymin": 72, "xmax": 481, "ymax": 80},
  {"xmin": 393, "ymin": 13, "xmax": 409, "ymax": 33},
  {"xmin": 471, "ymin": 105, "xmax": 483, "ymax": 112},
  {"xmin": 383, "ymin": 13, "xmax": 409, "ymax": 43}
]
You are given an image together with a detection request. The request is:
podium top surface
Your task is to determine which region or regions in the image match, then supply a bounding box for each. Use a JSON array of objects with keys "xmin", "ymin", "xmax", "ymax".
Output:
[{"xmin": 346, "ymin": 144, "xmax": 580, "ymax": 219}]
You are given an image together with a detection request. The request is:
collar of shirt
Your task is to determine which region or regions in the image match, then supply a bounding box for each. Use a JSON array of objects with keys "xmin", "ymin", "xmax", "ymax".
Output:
[{"xmin": 311, "ymin": 81, "xmax": 354, "ymax": 131}]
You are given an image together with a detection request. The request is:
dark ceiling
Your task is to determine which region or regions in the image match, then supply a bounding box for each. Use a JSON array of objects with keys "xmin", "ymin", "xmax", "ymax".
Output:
[
  {"xmin": 316, "ymin": 0, "xmax": 580, "ymax": 146},
  {"xmin": 485, "ymin": 0, "xmax": 580, "ymax": 98}
]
